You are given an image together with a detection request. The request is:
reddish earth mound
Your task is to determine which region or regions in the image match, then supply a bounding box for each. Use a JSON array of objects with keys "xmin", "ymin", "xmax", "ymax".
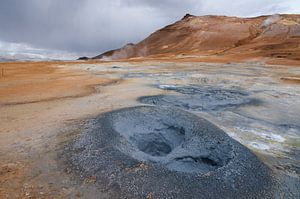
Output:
[{"xmin": 93, "ymin": 14, "xmax": 300, "ymax": 62}]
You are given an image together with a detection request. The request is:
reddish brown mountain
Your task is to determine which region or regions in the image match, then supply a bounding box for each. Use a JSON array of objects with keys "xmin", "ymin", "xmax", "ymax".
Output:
[{"xmin": 93, "ymin": 14, "xmax": 300, "ymax": 62}]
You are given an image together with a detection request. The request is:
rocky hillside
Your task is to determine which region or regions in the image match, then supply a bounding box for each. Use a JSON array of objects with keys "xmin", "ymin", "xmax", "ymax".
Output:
[{"xmin": 93, "ymin": 14, "xmax": 300, "ymax": 61}]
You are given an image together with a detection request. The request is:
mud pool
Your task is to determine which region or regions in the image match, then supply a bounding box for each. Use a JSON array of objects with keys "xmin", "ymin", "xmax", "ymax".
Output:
[
  {"xmin": 64, "ymin": 61, "xmax": 300, "ymax": 198},
  {"xmin": 64, "ymin": 106, "xmax": 274, "ymax": 198},
  {"xmin": 139, "ymin": 85, "xmax": 261, "ymax": 111}
]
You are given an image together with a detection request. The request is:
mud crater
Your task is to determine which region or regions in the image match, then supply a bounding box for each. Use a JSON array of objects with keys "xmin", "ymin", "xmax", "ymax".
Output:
[
  {"xmin": 63, "ymin": 106, "xmax": 274, "ymax": 198},
  {"xmin": 139, "ymin": 85, "xmax": 260, "ymax": 111},
  {"xmin": 113, "ymin": 106, "xmax": 233, "ymax": 173}
]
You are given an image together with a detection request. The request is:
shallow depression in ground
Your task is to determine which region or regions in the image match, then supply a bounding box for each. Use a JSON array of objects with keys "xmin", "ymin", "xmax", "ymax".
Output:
[{"xmin": 112, "ymin": 106, "xmax": 235, "ymax": 173}]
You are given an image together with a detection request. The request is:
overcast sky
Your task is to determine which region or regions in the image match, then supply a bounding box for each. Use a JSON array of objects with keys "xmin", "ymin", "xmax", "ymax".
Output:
[{"xmin": 0, "ymin": 0, "xmax": 299, "ymax": 59}]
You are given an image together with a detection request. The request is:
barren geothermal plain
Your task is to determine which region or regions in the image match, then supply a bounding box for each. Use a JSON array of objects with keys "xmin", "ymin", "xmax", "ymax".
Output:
[{"xmin": 1, "ymin": 14, "xmax": 300, "ymax": 199}]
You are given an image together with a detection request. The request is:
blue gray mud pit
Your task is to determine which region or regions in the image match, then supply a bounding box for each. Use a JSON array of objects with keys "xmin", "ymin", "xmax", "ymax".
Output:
[
  {"xmin": 139, "ymin": 85, "xmax": 261, "ymax": 111},
  {"xmin": 63, "ymin": 106, "xmax": 275, "ymax": 199}
]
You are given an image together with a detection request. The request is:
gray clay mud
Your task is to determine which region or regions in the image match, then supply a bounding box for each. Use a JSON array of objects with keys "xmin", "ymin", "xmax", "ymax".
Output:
[
  {"xmin": 137, "ymin": 83, "xmax": 300, "ymax": 179},
  {"xmin": 139, "ymin": 85, "xmax": 261, "ymax": 111},
  {"xmin": 113, "ymin": 106, "xmax": 233, "ymax": 174},
  {"xmin": 63, "ymin": 106, "xmax": 275, "ymax": 199}
]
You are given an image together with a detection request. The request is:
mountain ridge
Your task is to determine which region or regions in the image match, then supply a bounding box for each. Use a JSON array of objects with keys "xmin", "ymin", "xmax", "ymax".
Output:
[{"xmin": 90, "ymin": 14, "xmax": 300, "ymax": 62}]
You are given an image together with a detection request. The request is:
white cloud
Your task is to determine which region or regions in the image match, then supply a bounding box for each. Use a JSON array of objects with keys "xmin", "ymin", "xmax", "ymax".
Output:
[
  {"xmin": 0, "ymin": 0, "xmax": 299, "ymax": 59},
  {"xmin": 0, "ymin": 41, "xmax": 79, "ymax": 60},
  {"xmin": 198, "ymin": 0, "xmax": 300, "ymax": 17}
]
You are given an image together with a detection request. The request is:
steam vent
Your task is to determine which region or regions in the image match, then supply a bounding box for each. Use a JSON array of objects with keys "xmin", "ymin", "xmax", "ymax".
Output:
[{"xmin": 64, "ymin": 106, "xmax": 275, "ymax": 198}]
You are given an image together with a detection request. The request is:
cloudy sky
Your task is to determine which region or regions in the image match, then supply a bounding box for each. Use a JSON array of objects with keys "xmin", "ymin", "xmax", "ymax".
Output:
[{"xmin": 0, "ymin": 0, "xmax": 299, "ymax": 59}]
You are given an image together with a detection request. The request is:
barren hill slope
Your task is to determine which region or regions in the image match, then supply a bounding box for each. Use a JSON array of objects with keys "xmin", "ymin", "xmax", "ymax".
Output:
[{"xmin": 93, "ymin": 14, "xmax": 300, "ymax": 61}]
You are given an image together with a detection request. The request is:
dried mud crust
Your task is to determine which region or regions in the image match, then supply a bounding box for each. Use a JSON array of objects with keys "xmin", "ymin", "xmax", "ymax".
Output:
[{"xmin": 63, "ymin": 106, "xmax": 274, "ymax": 199}]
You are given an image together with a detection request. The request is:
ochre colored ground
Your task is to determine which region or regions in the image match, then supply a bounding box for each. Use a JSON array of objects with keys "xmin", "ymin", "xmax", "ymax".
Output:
[
  {"xmin": 0, "ymin": 59, "xmax": 299, "ymax": 198},
  {"xmin": 0, "ymin": 62, "xmax": 115, "ymax": 105},
  {"xmin": 0, "ymin": 61, "xmax": 120, "ymax": 198}
]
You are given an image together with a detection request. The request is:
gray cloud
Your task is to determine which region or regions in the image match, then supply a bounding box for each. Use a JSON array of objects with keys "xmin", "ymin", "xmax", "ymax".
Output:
[{"xmin": 0, "ymin": 0, "xmax": 299, "ymax": 57}]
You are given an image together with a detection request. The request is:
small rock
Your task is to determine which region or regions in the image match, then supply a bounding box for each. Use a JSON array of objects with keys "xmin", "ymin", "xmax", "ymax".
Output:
[{"xmin": 84, "ymin": 176, "xmax": 97, "ymax": 184}]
